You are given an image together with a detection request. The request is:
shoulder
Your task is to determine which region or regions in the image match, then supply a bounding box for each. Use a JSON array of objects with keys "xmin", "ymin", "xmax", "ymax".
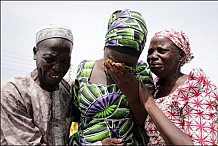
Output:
[
  {"xmin": 136, "ymin": 59, "xmax": 149, "ymax": 67},
  {"xmin": 188, "ymin": 68, "xmax": 215, "ymax": 85},
  {"xmin": 135, "ymin": 60, "xmax": 150, "ymax": 71},
  {"xmin": 76, "ymin": 60, "xmax": 95, "ymax": 72},
  {"xmin": 188, "ymin": 68, "xmax": 206, "ymax": 80},
  {"xmin": 135, "ymin": 60, "xmax": 155, "ymax": 93},
  {"xmin": 188, "ymin": 68, "xmax": 217, "ymax": 93},
  {"xmin": 1, "ymin": 75, "xmax": 31, "ymax": 91},
  {"xmin": 135, "ymin": 59, "xmax": 152, "ymax": 77},
  {"xmin": 75, "ymin": 60, "xmax": 95, "ymax": 79},
  {"xmin": 60, "ymin": 79, "xmax": 71, "ymax": 92},
  {"xmin": 1, "ymin": 75, "xmax": 31, "ymax": 104}
]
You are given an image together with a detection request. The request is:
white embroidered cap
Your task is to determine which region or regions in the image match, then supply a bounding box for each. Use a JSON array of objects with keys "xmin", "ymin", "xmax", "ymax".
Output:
[{"xmin": 35, "ymin": 24, "xmax": 73, "ymax": 45}]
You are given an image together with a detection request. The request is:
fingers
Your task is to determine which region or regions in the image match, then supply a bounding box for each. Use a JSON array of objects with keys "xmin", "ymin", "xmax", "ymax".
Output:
[
  {"xmin": 103, "ymin": 59, "xmax": 123, "ymax": 82},
  {"xmin": 110, "ymin": 63, "xmax": 124, "ymax": 76},
  {"xmin": 104, "ymin": 60, "xmax": 119, "ymax": 82},
  {"xmin": 103, "ymin": 59, "xmax": 130, "ymax": 76}
]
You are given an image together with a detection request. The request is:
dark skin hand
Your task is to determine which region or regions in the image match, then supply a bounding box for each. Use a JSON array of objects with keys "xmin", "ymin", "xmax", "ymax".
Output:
[
  {"xmin": 104, "ymin": 59, "xmax": 193, "ymax": 145},
  {"xmin": 101, "ymin": 138, "xmax": 126, "ymax": 146},
  {"xmin": 103, "ymin": 59, "xmax": 147, "ymax": 126}
]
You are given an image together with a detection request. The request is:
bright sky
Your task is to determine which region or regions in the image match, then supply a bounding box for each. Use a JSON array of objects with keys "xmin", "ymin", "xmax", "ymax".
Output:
[{"xmin": 1, "ymin": 1, "xmax": 218, "ymax": 86}]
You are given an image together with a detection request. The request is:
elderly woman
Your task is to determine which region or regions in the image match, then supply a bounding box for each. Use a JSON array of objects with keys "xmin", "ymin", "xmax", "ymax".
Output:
[
  {"xmin": 104, "ymin": 29, "xmax": 218, "ymax": 145},
  {"xmin": 70, "ymin": 9, "xmax": 154, "ymax": 146}
]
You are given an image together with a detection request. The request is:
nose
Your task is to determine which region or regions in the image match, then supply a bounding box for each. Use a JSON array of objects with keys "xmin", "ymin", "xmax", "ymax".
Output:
[
  {"xmin": 52, "ymin": 63, "xmax": 67, "ymax": 72},
  {"xmin": 148, "ymin": 50, "xmax": 158, "ymax": 61},
  {"xmin": 151, "ymin": 50, "xmax": 158, "ymax": 58}
]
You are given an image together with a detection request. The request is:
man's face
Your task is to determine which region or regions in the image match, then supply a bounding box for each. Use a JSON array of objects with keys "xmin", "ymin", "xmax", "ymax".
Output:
[{"xmin": 34, "ymin": 38, "xmax": 72, "ymax": 88}]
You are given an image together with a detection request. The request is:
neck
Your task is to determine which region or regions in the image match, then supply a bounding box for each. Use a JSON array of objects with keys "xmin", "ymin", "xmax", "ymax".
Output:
[
  {"xmin": 89, "ymin": 59, "xmax": 115, "ymax": 85},
  {"xmin": 157, "ymin": 72, "xmax": 184, "ymax": 87},
  {"xmin": 100, "ymin": 59, "xmax": 115, "ymax": 84},
  {"xmin": 31, "ymin": 69, "xmax": 58, "ymax": 92}
]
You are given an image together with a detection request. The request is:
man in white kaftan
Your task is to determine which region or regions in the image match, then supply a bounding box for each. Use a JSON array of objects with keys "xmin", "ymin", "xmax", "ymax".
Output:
[{"xmin": 1, "ymin": 24, "xmax": 74, "ymax": 145}]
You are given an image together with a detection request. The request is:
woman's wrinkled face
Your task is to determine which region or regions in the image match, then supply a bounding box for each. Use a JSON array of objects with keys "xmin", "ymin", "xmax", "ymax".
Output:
[
  {"xmin": 147, "ymin": 36, "xmax": 182, "ymax": 77},
  {"xmin": 104, "ymin": 47, "xmax": 139, "ymax": 69},
  {"xmin": 34, "ymin": 38, "xmax": 72, "ymax": 87}
]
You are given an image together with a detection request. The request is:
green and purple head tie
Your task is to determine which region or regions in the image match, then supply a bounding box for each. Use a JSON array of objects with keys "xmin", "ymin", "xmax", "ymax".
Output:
[{"xmin": 105, "ymin": 9, "xmax": 148, "ymax": 55}]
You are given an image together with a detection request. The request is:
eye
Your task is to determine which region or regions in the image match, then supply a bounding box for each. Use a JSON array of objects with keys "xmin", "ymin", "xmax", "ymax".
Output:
[
  {"xmin": 63, "ymin": 58, "xmax": 71, "ymax": 65},
  {"xmin": 44, "ymin": 57, "xmax": 55, "ymax": 63},
  {"xmin": 147, "ymin": 49, "xmax": 154, "ymax": 56},
  {"xmin": 156, "ymin": 47, "xmax": 170, "ymax": 54},
  {"xmin": 158, "ymin": 50, "xmax": 168, "ymax": 54}
]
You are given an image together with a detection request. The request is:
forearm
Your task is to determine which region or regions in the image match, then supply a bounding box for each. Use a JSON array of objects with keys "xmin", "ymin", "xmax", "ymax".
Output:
[
  {"xmin": 1, "ymin": 90, "xmax": 43, "ymax": 145},
  {"xmin": 121, "ymin": 81, "xmax": 147, "ymax": 126},
  {"xmin": 144, "ymin": 97, "xmax": 193, "ymax": 145},
  {"xmin": 125, "ymin": 96, "xmax": 147, "ymax": 126},
  {"xmin": 1, "ymin": 107, "xmax": 43, "ymax": 145},
  {"xmin": 103, "ymin": 60, "xmax": 148, "ymax": 126}
]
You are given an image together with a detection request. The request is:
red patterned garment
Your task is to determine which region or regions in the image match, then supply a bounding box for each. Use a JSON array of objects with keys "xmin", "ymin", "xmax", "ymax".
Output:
[{"xmin": 144, "ymin": 68, "xmax": 218, "ymax": 145}]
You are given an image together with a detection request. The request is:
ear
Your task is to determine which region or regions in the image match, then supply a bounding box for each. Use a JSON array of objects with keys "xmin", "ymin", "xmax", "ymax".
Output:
[
  {"xmin": 179, "ymin": 49, "xmax": 185, "ymax": 58},
  {"xmin": 179, "ymin": 56, "xmax": 185, "ymax": 67},
  {"xmin": 33, "ymin": 46, "xmax": 38, "ymax": 60}
]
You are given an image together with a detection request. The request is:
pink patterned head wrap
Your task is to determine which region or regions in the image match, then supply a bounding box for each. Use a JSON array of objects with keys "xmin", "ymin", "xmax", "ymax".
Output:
[{"xmin": 154, "ymin": 29, "xmax": 194, "ymax": 66}]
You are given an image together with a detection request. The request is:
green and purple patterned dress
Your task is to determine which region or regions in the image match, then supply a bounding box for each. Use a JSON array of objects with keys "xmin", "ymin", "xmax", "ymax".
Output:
[{"xmin": 72, "ymin": 60, "xmax": 154, "ymax": 145}]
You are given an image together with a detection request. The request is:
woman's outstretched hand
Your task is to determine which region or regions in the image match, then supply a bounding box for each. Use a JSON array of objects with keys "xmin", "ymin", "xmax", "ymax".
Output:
[
  {"xmin": 103, "ymin": 59, "xmax": 148, "ymax": 126},
  {"xmin": 103, "ymin": 59, "xmax": 135, "ymax": 85}
]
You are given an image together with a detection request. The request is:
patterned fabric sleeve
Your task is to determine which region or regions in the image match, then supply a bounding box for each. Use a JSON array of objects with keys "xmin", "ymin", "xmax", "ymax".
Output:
[
  {"xmin": 72, "ymin": 60, "xmax": 87, "ymax": 122},
  {"xmin": 181, "ymin": 68, "xmax": 218, "ymax": 145},
  {"xmin": 69, "ymin": 61, "xmax": 87, "ymax": 145}
]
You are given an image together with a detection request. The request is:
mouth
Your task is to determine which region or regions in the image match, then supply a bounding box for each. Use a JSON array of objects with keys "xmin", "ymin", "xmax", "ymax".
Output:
[
  {"xmin": 50, "ymin": 75, "xmax": 61, "ymax": 79},
  {"xmin": 48, "ymin": 72, "xmax": 64, "ymax": 80},
  {"xmin": 149, "ymin": 63, "xmax": 165, "ymax": 72},
  {"xmin": 149, "ymin": 64, "xmax": 162, "ymax": 67}
]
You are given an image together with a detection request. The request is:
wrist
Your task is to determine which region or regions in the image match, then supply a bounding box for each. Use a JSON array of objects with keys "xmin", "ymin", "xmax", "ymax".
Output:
[{"xmin": 144, "ymin": 96, "xmax": 155, "ymax": 111}]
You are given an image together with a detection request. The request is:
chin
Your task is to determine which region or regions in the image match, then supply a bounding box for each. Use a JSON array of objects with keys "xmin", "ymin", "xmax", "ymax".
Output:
[
  {"xmin": 52, "ymin": 79, "xmax": 62, "ymax": 85},
  {"xmin": 45, "ymin": 78, "xmax": 62, "ymax": 87},
  {"xmin": 151, "ymin": 69, "xmax": 163, "ymax": 76}
]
